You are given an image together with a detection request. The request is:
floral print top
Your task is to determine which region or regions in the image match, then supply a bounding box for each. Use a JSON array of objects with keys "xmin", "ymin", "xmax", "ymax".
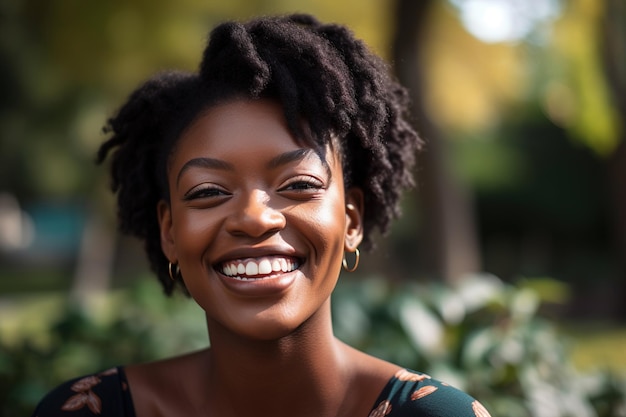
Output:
[
  {"xmin": 368, "ymin": 369, "xmax": 491, "ymax": 417},
  {"xmin": 32, "ymin": 368, "xmax": 491, "ymax": 416},
  {"xmin": 32, "ymin": 368, "xmax": 135, "ymax": 417}
]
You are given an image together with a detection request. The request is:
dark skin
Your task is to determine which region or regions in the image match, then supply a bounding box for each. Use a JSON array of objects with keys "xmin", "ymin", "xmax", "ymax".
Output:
[{"xmin": 124, "ymin": 99, "xmax": 402, "ymax": 417}]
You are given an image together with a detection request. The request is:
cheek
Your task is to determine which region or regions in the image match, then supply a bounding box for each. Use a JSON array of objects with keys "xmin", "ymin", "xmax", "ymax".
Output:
[
  {"xmin": 171, "ymin": 208, "xmax": 220, "ymax": 260},
  {"xmin": 304, "ymin": 190, "xmax": 348, "ymax": 254}
]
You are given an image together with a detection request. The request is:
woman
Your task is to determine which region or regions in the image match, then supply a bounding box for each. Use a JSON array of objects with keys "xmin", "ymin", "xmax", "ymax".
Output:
[{"xmin": 33, "ymin": 14, "xmax": 491, "ymax": 417}]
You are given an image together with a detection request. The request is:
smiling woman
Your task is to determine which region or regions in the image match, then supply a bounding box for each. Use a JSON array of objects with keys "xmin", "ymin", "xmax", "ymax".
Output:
[{"xmin": 31, "ymin": 13, "xmax": 491, "ymax": 417}]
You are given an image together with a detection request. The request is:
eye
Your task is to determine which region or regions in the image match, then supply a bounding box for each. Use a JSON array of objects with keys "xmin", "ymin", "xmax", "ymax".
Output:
[
  {"xmin": 183, "ymin": 183, "xmax": 230, "ymax": 201},
  {"xmin": 278, "ymin": 176, "xmax": 325, "ymax": 196}
]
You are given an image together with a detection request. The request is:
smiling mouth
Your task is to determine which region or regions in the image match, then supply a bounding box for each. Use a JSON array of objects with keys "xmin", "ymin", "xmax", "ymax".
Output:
[{"xmin": 218, "ymin": 256, "xmax": 301, "ymax": 281}]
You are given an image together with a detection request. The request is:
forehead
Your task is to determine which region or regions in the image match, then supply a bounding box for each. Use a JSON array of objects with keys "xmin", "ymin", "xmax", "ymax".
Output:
[
  {"xmin": 167, "ymin": 98, "xmax": 340, "ymax": 174},
  {"xmin": 185, "ymin": 99, "xmax": 293, "ymax": 143}
]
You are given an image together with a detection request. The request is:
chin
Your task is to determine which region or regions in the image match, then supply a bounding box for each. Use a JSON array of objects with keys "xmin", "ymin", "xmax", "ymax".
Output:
[
  {"xmin": 230, "ymin": 320, "xmax": 303, "ymax": 343},
  {"xmin": 230, "ymin": 307, "xmax": 321, "ymax": 342}
]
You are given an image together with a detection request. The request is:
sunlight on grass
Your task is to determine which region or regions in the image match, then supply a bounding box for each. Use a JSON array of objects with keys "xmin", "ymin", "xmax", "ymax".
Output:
[
  {"xmin": 0, "ymin": 293, "xmax": 67, "ymax": 349},
  {"xmin": 565, "ymin": 324, "xmax": 626, "ymax": 373}
]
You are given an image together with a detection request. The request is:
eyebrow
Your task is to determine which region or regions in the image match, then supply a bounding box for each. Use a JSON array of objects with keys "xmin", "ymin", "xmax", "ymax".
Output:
[
  {"xmin": 176, "ymin": 148, "xmax": 330, "ymax": 186},
  {"xmin": 268, "ymin": 148, "xmax": 331, "ymax": 178},
  {"xmin": 267, "ymin": 148, "xmax": 315, "ymax": 169},
  {"xmin": 176, "ymin": 157, "xmax": 234, "ymax": 186}
]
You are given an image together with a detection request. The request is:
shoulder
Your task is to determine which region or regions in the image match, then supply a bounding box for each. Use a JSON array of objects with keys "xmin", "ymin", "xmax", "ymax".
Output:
[
  {"xmin": 31, "ymin": 367, "xmax": 134, "ymax": 417},
  {"xmin": 369, "ymin": 369, "xmax": 492, "ymax": 417}
]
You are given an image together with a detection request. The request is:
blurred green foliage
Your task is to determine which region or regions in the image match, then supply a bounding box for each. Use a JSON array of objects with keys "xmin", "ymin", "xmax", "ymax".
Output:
[
  {"xmin": 2, "ymin": 275, "xmax": 625, "ymax": 416},
  {"xmin": 332, "ymin": 273, "xmax": 626, "ymax": 416},
  {"xmin": 0, "ymin": 280, "xmax": 208, "ymax": 417}
]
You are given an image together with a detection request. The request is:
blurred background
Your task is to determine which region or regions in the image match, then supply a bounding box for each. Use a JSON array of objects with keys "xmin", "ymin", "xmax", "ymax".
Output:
[{"xmin": 1, "ymin": 0, "xmax": 625, "ymax": 415}]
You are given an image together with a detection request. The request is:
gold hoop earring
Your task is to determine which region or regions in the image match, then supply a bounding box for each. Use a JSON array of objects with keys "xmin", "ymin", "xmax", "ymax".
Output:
[
  {"xmin": 342, "ymin": 248, "xmax": 360, "ymax": 272},
  {"xmin": 168, "ymin": 262, "xmax": 180, "ymax": 281}
]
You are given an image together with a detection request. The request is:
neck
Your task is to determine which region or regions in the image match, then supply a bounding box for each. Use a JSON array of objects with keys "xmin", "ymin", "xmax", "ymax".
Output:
[{"xmin": 201, "ymin": 302, "xmax": 352, "ymax": 416}]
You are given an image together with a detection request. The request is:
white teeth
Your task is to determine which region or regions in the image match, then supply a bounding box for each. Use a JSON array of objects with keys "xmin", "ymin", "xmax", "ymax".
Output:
[
  {"xmin": 246, "ymin": 262, "xmax": 258, "ymax": 276},
  {"xmin": 258, "ymin": 259, "xmax": 272, "ymax": 274},
  {"xmin": 221, "ymin": 257, "xmax": 299, "ymax": 279}
]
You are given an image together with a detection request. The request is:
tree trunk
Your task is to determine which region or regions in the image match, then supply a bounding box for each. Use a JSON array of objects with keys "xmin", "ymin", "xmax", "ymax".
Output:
[
  {"xmin": 391, "ymin": 0, "xmax": 481, "ymax": 283},
  {"xmin": 71, "ymin": 206, "xmax": 116, "ymax": 305},
  {"xmin": 602, "ymin": 0, "xmax": 626, "ymax": 318}
]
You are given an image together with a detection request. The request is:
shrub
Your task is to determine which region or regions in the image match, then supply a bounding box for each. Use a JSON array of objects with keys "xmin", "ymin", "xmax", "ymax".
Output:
[
  {"xmin": 0, "ymin": 280, "xmax": 207, "ymax": 417},
  {"xmin": 332, "ymin": 273, "xmax": 626, "ymax": 417}
]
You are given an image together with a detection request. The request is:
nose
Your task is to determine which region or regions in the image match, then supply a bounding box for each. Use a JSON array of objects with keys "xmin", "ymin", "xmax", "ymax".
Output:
[{"xmin": 225, "ymin": 189, "xmax": 286, "ymax": 238}]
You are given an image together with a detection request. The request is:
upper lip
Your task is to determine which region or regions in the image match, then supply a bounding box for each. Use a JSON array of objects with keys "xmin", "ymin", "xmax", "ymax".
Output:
[{"xmin": 212, "ymin": 245, "xmax": 304, "ymax": 266}]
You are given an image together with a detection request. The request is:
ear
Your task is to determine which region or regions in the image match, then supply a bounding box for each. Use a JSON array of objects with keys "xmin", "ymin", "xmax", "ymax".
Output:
[
  {"xmin": 157, "ymin": 199, "xmax": 177, "ymax": 263},
  {"xmin": 344, "ymin": 187, "xmax": 364, "ymax": 251}
]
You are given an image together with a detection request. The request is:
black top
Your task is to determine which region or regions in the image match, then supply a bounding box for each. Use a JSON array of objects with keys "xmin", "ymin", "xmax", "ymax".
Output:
[{"xmin": 32, "ymin": 367, "xmax": 491, "ymax": 416}]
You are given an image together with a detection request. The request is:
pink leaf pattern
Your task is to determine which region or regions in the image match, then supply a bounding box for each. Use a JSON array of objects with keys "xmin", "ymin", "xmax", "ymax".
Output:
[
  {"xmin": 86, "ymin": 391, "xmax": 102, "ymax": 414},
  {"xmin": 410, "ymin": 385, "xmax": 438, "ymax": 401},
  {"xmin": 61, "ymin": 393, "xmax": 90, "ymax": 411},
  {"xmin": 59, "ymin": 372, "xmax": 112, "ymax": 414},
  {"xmin": 472, "ymin": 400, "xmax": 492, "ymax": 417},
  {"xmin": 100, "ymin": 368, "xmax": 118, "ymax": 377},
  {"xmin": 368, "ymin": 400, "xmax": 392, "ymax": 417},
  {"xmin": 394, "ymin": 369, "xmax": 431, "ymax": 382},
  {"xmin": 70, "ymin": 376, "xmax": 101, "ymax": 392}
]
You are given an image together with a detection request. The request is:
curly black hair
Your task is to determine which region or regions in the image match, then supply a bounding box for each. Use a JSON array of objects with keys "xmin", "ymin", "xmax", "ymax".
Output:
[{"xmin": 97, "ymin": 13, "xmax": 422, "ymax": 295}]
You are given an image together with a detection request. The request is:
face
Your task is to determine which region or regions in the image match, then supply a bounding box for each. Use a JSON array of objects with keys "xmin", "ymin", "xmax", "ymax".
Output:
[{"xmin": 158, "ymin": 99, "xmax": 363, "ymax": 341}]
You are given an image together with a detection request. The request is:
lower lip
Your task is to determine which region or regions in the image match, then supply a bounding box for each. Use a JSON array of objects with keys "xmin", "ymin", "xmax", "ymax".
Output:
[{"xmin": 218, "ymin": 270, "xmax": 300, "ymax": 297}]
